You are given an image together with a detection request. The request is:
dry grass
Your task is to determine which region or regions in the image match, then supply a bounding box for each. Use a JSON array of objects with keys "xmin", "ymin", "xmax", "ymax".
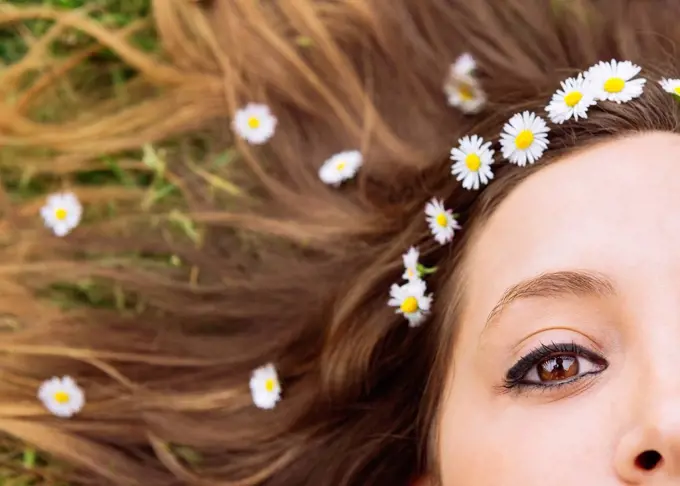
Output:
[{"xmin": 0, "ymin": 1, "xmax": 238, "ymax": 482}]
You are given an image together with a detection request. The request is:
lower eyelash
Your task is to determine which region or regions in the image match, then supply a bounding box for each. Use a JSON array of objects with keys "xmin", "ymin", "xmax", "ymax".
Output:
[{"xmin": 501, "ymin": 370, "xmax": 601, "ymax": 395}]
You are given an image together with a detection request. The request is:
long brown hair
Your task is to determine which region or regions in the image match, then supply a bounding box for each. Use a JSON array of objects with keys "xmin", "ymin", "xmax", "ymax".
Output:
[{"xmin": 1, "ymin": 0, "xmax": 680, "ymax": 484}]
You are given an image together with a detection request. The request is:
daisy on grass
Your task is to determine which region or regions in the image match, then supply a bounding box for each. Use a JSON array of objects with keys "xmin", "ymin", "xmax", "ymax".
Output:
[
  {"xmin": 40, "ymin": 191, "xmax": 82, "ymax": 237},
  {"xmin": 318, "ymin": 150, "xmax": 363, "ymax": 187},
  {"xmin": 38, "ymin": 376, "xmax": 85, "ymax": 418},
  {"xmin": 388, "ymin": 278, "xmax": 433, "ymax": 327},
  {"xmin": 450, "ymin": 134, "xmax": 495, "ymax": 190},
  {"xmin": 402, "ymin": 247, "xmax": 420, "ymax": 282},
  {"xmin": 586, "ymin": 60, "xmax": 646, "ymax": 103},
  {"xmin": 659, "ymin": 78, "xmax": 680, "ymax": 97},
  {"xmin": 499, "ymin": 111, "xmax": 550, "ymax": 166},
  {"xmin": 250, "ymin": 363, "xmax": 282, "ymax": 410},
  {"xmin": 545, "ymin": 74, "xmax": 597, "ymax": 124},
  {"xmin": 425, "ymin": 198, "xmax": 461, "ymax": 245},
  {"xmin": 232, "ymin": 103, "xmax": 277, "ymax": 145}
]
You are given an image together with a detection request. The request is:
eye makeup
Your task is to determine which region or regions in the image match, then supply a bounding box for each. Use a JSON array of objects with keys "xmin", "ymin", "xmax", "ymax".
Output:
[{"xmin": 502, "ymin": 342, "xmax": 608, "ymax": 393}]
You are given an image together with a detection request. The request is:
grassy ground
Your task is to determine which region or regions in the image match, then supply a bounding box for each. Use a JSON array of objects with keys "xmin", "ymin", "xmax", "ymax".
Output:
[
  {"xmin": 1, "ymin": 0, "xmax": 153, "ymax": 63},
  {"xmin": 1, "ymin": 1, "xmax": 169, "ymax": 483},
  {"xmin": 1, "ymin": 0, "xmax": 173, "ymax": 298},
  {"xmin": 4, "ymin": 0, "xmax": 244, "ymax": 480}
]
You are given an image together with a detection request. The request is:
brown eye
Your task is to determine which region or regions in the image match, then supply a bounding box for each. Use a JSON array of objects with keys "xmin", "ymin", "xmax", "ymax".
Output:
[
  {"xmin": 507, "ymin": 344, "xmax": 609, "ymax": 388},
  {"xmin": 537, "ymin": 354, "xmax": 579, "ymax": 382}
]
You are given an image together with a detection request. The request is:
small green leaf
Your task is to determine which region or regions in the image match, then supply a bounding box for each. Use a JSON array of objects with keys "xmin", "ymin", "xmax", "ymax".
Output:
[
  {"xmin": 550, "ymin": 0, "xmax": 567, "ymax": 15},
  {"xmin": 168, "ymin": 210, "xmax": 201, "ymax": 244},
  {"xmin": 22, "ymin": 447, "xmax": 36, "ymax": 469},
  {"xmin": 173, "ymin": 445, "xmax": 203, "ymax": 465},
  {"xmin": 113, "ymin": 285, "xmax": 126, "ymax": 310},
  {"xmin": 141, "ymin": 182, "xmax": 177, "ymax": 210},
  {"xmin": 142, "ymin": 144, "xmax": 165, "ymax": 175},
  {"xmin": 295, "ymin": 35, "xmax": 314, "ymax": 48},
  {"xmin": 417, "ymin": 263, "xmax": 438, "ymax": 276},
  {"xmin": 211, "ymin": 149, "xmax": 238, "ymax": 168},
  {"xmin": 104, "ymin": 158, "xmax": 136, "ymax": 187}
]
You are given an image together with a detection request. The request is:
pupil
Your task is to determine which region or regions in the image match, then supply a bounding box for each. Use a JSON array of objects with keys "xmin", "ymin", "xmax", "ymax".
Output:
[{"xmin": 538, "ymin": 354, "xmax": 578, "ymax": 382}]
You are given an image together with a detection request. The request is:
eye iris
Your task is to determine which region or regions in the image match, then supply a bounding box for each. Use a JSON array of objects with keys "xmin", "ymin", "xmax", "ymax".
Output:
[{"xmin": 538, "ymin": 355, "xmax": 579, "ymax": 382}]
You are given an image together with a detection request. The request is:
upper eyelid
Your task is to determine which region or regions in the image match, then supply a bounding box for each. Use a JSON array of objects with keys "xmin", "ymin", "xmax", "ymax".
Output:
[{"xmin": 482, "ymin": 270, "xmax": 616, "ymax": 337}]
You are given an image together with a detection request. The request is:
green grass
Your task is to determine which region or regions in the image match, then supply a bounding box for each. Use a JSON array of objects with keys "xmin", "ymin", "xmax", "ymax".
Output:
[
  {"xmin": 0, "ymin": 1, "xmax": 175, "ymax": 483},
  {"xmin": 1, "ymin": 2, "xmax": 244, "ymax": 480},
  {"xmin": 1, "ymin": 0, "xmax": 155, "ymax": 66},
  {"xmin": 1, "ymin": 0, "xmax": 180, "ymax": 234}
]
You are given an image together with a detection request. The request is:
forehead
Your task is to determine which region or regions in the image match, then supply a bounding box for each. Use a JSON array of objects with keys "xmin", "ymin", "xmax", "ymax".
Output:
[{"xmin": 462, "ymin": 131, "xmax": 680, "ymax": 322}]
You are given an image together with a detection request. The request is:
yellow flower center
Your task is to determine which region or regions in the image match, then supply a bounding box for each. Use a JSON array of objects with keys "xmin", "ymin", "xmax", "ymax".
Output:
[
  {"xmin": 407, "ymin": 268, "xmax": 415, "ymax": 278},
  {"xmin": 465, "ymin": 153, "xmax": 481, "ymax": 171},
  {"xmin": 53, "ymin": 391, "xmax": 70, "ymax": 404},
  {"xmin": 54, "ymin": 208, "xmax": 67, "ymax": 221},
  {"xmin": 400, "ymin": 296, "xmax": 419, "ymax": 314},
  {"xmin": 264, "ymin": 378, "xmax": 276, "ymax": 393},
  {"xmin": 435, "ymin": 213, "xmax": 448, "ymax": 227},
  {"xmin": 564, "ymin": 91, "xmax": 582, "ymax": 107},
  {"xmin": 604, "ymin": 77, "xmax": 625, "ymax": 93},
  {"xmin": 458, "ymin": 83, "xmax": 475, "ymax": 101},
  {"xmin": 335, "ymin": 161, "xmax": 346, "ymax": 171},
  {"xmin": 674, "ymin": 86, "xmax": 680, "ymax": 95},
  {"xmin": 247, "ymin": 116, "xmax": 260, "ymax": 129},
  {"xmin": 515, "ymin": 130, "xmax": 534, "ymax": 150}
]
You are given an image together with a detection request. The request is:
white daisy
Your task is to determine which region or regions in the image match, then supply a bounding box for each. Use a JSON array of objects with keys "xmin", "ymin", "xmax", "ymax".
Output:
[
  {"xmin": 232, "ymin": 103, "xmax": 277, "ymax": 145},
  {"xmin": 659, "ymin": 78, "xmax": 680, "ymax": 97},
  {"xmin": 40, "ymin": 191, "xmax": 82, "ymax": 237},
  {"xmin": 545, "ymin": 74, "xmax": 597, "ymax": 124},
  {"xmin": 318, "ymin": 150, "xmax": 363, "ymax": 187},
  {"xmin": 452, "ymin": 53, "xmax": 477, "ymax": 77},
  {"xmin": 402, "ymin": 247, "xmax": 420, "ymax": 282},
  {"xmin": 499, "ymin": 111, "xmax": 551, "ymax": 166},
  {"xmin": 388, "ymin": 278, "xmax": 433, "ymax": 327},
  {"xmin": 249, "ymin": 363, "xmax": 282, "ymax": 410},
  {"xmin": 450, "ymin": 134, "xmax": 495, "ymax": 190},
  {"xmin": 444, "ymin": 74, "xmax": 486, "ymax": 114},
  {"xmin": 425, "ymin": 198, "xmax": 461, "ymax": 245},
  {"xmin": 586, "ymin": 60, "xmax": 646, "ymax": 103},
  {"xmin": 38, "ymin": 376, "xmax": 85, "ymax": 418}
]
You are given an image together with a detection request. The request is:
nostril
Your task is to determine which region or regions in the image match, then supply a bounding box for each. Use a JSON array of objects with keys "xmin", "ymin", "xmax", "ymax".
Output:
[{"xmin": 635, "ymin": 450, "xmax": 663, "ymax": 471}]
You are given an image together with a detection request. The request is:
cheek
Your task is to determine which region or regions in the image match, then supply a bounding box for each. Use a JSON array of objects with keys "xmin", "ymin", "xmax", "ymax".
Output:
[{"xmin": 436, "ymin": 378, "xmax": 617, "ymax": 485}]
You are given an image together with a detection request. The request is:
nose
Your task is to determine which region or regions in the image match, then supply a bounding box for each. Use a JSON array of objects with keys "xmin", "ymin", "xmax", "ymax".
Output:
[{"xmin": 614, "ymin": 401, "xmax": 680, "ymax": 482}]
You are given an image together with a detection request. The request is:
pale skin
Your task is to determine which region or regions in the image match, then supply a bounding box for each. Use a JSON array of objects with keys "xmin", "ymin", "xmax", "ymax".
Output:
[{"xmin": 423, "ymin": 132, "xmax": 680, "ymax": 485}]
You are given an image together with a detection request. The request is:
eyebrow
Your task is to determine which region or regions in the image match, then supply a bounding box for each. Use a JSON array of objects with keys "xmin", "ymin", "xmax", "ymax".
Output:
[{"xmin": 483, "ymin": 270, "xmax": 616, "ymax": 332}]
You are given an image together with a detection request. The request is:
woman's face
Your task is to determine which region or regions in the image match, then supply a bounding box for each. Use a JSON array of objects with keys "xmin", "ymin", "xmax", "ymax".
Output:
[{"xmin": 437, "ymin": 132, "xmax": 680, "ymax": 485}]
